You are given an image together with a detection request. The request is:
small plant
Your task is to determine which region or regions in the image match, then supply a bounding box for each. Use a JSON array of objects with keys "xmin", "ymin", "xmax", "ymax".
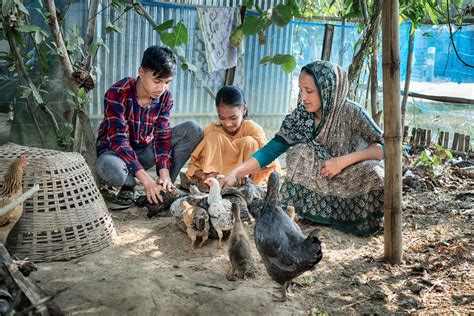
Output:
[{"xmin": 413, "ymin": 145, "xmax": 453, "ymax": 171}]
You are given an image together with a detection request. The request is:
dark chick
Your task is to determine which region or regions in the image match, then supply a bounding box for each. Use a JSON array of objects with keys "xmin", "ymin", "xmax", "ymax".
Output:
[
  {"xmin": 254, "ymin": 172, "xmax": 323, "ymax": 302},
  {"xmin": 226, "ymin": 202, "xmax": 257, "ymax": 281}
]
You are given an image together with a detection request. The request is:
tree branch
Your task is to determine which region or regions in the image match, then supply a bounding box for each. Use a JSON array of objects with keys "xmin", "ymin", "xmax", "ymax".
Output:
[{"xmin": 44, "ymin": 0, "xmax": 77, "ymax": 91}]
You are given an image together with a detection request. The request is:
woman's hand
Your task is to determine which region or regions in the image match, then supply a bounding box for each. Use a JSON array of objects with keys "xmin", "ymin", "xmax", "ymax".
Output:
[
  {"xmin": 218, "ymin": 174, "xmax": 247, "ymax": 187},
  {"xmin": 218, "ymin": 174, "xmax": 236, "ymax": 188},
  {"xmin": 320, "ymin": 157, "xmax": 343, "ymax": 179}
]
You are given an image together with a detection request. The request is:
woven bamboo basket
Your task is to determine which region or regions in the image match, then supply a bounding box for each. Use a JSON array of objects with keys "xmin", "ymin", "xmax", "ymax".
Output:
[{"xmin": 0, "ymin": 143, "xmax": 116, "ymax": 262}]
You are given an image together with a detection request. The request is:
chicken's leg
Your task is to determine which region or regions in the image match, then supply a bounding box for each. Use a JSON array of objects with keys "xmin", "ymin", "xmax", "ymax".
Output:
[
  {"xmin": 272, "ymin": 281, "xmax": 290, "ymax": 302},
  {"xmin": 199, "ymin": 231, "xmax": 208, "ymax": 248},
  {"xmin": 187, "ymin": 229, "xmax": 197, "ymax": 252},
  {"xmin": 226, "ymin": 265, "xmax": 236, "ymax": 281},
  {"xmin": 216, "ymin": 229, "xmax": 224, "ymax": 249}
]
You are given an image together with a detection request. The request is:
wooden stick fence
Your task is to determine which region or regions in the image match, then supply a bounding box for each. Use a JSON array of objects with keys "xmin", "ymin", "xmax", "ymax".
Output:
[{"xmin": 403, "ymin": 126, "xmax": 472, "ymax": 154}]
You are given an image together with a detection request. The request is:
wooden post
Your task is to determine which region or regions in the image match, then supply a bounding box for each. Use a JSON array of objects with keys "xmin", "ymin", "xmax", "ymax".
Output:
[
  {"xmin": 403, "ymin": 126, "xmax": 409, "ymax": 139},
  {"xmin": 427, "ymin": 129, "xmax": 432, "ymax": 147},
  {"xmin": 452, "ymin": 133, "xmax": 459, "ymax": 151},
  {"xmin": 321, "ymin": 24, "xmax": 335, "ymax": 61},
  {"xmin": 415, "ymin": 128, "xmax": 422, "ymax": 145},
  {"xmin": 410, "ymin": 127, "xmax": 416, "ymax": 143},
  {"xmin": 443, "ymin": 132, "xmax": 449, "ymax": 148},
  {"xmin": 420, "ymin": 129, "xmax": 426, "ymax": 147},
  {"xmin": 224, "ymin": 6, "xmax": 246, "ymax": 85},
  {"xmin": 382, "ymin": 0, "xmax": 402, "ymax": 264},
  {"xmin": 465, "ymin": 135, "xmax": 471, "ymax": 152}
]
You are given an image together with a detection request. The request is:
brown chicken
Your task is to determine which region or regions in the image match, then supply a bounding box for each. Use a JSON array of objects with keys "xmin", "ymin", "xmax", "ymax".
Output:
[
  {"xmin": 181, "ymin": 200, "xmax": 210, "ymax": 251},
  {"xmin": 0, "ymin": 155, "xmax": 28, "ymax": 244},
  {"xmin": 226, "ymin": 202, "xmax": 257, "ymax": 281}
]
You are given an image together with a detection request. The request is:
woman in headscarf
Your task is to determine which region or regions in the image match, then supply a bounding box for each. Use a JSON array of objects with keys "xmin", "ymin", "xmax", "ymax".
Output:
[{"xmin": 220, "ymin": 60, "xmax": 384, "ymax": 236}]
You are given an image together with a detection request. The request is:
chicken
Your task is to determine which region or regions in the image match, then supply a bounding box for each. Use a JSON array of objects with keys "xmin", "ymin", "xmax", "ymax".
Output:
[
  {"xmin": 135, "ymin": 188, "xmax": 183, "ymax": 218},
  {"xmin": 203, "ymin": 178, "xmax": 232, "ymax": 217},
  {"xmin": 0, "ymin": 155, "xmax": 28, "ymax": 244},
  {"xmin": 181, "ymin": 200, "xmax": 209, "ymax": 251},
  {"xmin": 222, "ymin": 188, "xmax": 253, "ymax": 222},
  {"xmin": 226, "ymin": 202, "xmax": 257, "ymax": 281},
  {"xmin": 204, "ymin": 178, "xmax": 234, "ymax": 249},
  {"xmin": 254, "ymin": 171, "xmax": 323, "ymax": 301}
]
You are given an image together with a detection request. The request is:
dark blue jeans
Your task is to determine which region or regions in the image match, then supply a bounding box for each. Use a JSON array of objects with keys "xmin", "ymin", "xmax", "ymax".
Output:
[{"xmin": 96, "ymin": 120, "xmax": 203, "ymax": 188}]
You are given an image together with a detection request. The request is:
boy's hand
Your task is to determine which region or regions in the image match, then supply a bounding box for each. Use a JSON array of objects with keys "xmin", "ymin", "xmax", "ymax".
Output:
[
  {"xmin": 157, "ymin": 177, "xmax": 175, "ymax": 192},
  {"xmin": 143, "ymin": 180, "xmax": 163, "ymax": 204}
]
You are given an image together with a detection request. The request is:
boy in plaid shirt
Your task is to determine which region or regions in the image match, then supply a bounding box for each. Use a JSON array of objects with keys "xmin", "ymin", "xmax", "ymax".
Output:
[{"xmin": 96, "ymin": 46, "xmax": 202, "ymax": 208}]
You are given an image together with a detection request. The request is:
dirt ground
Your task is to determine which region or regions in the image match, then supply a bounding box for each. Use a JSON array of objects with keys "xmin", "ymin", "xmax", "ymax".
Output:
[{"xmin": 30, "ymin": 166, "xmax": 473, "ymax": 315}]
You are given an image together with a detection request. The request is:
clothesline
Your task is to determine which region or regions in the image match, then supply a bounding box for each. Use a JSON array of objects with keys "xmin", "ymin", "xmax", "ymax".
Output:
[{"xmin": 138, "ymin": 0, "xmax": 359, "ymax": 28}]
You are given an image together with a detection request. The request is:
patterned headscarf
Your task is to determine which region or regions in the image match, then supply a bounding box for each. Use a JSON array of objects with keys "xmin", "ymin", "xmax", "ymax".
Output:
[{"xmin": 276, "ymin": 61, "xmax": 349, "ymax": 157}]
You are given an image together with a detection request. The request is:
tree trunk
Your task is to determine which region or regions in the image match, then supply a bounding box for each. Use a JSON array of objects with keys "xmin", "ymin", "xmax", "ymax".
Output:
[
  {"xmin": 382, "ymin": 0, "xmax": 402, "ymax": 265},
  {"xmin": 347, "ymin": 0, "xmax": 382, "ymax": 99},
  {"xmin": 73, "ymin": 0, "xmax": 100, "ymax": 153},
  {"xmin": 401, "ymin": 23, "xmax": 415, "ymax": 131},
  {"xmin": 44, "ymin": 0, "xmax": 97, "ymax": 172},
  {"xmin": 370, "ymin": 0, "xmax": 382, "ymax": 126}
]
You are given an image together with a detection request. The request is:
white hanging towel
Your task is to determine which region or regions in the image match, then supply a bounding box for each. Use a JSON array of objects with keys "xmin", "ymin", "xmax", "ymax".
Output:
[{"xmin": 197, "ymin": 7, "xmax": 238, "ymax": 73}]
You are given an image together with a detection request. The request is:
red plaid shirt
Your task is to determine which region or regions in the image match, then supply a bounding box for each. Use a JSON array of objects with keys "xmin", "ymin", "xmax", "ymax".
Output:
[{"xmin": 96, "ymin": 77, "xmax": 173, "ymax": 175}]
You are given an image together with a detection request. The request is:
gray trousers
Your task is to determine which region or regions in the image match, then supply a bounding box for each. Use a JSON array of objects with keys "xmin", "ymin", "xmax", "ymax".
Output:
[{"xmin": 96, "ymin": 120, "xmax": 203, "ymax": 188}]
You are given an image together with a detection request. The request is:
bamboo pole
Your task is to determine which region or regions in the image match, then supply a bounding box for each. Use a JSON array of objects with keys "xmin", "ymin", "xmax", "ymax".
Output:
[
  {"xmin": 401, "ymin": 23, "xmax": 415, "ymax": 130},
  {"xmin": 321, "ymin": 24, "xmax": 334, "ymax": 61},
  {"xmin": 382, "ymin": 0, "xmax": 402, "ymax": 264}
]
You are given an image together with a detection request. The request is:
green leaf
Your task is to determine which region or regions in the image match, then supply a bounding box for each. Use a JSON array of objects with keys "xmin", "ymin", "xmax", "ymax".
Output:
[
  {"xmin": 160, "ymin": 32, "xmax": 174, "ymax": 48},
  {"xmin": 16, "ymin": 24, "xmax": 43, "ymax": 33},
  {"xmin": 230, "ymin": 26, "xmax": 244, "ymax": 47},
  {"xmin": 445, "ymin": 150, "xmax": 453, "ymax": 159},
  {"xmin": 34, "ymin": 30, "xmax": 46, "ymax": 44},
  {"xmin": 271, "ymin": 4, "xmax": 292, "ymax": 27},
  {"xmin": 259, "ymin": 56, "xmax": 273, "ymax": 64},
  {"xmin": 31, "ymin": 87, "xmax": 44, "ymax": 104},
  {"xmin": 173, "ymin": 22, "xmax": 188, "ymax": 46},
  {"xmin": 105, "ymin": 21, "xmax": 122, "ymax": 34},
  {"xmin": 421, "ymin": 32, "xmax": 432, "ymax": 38},
  {"xmin": 77, "ymin": 87, "xmax": 86, "ymax": 103},
  {"xmin": 19, "ymin": 85, "xmax": 32, "ymax": 99},
  {"xmin": 424, "ymin": 2, "xmax": 438, "ymax": 24},
  {"xmin": 272, "ymin": 54, "xmax": 296, "ymax": 74},
  {"xmin": 2, "ymin": 0, "xmax": 14, "ymax": 17},
  {"xmin": 242, "ymin": 16, "xmax": 271, "ymax": 36},
  {"xmin": 13, "ymin": 0, "xmax": 29, "ymax": 15},
  {"xmin": 153, "ymin": 19, "xmax": 174, "ymax": 33},
  {"xmin": 433, "ymin": 155, "xmax": 441, "ymax": 166},
  {"xmin": 181, "ymin": 63, "xmax": 188, "ymax": 71}
]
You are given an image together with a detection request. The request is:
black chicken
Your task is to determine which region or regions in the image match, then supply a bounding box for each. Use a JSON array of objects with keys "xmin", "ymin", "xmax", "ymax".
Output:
[{"xmin": 254, "ymin": 171, "xmax": 323, "ymax": 301}]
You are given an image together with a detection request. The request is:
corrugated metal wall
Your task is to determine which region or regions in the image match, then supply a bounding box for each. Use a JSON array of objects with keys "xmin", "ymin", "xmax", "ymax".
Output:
[{"xmin": 92, "ymin": 0, "xmax": 293, "ymax": 136}]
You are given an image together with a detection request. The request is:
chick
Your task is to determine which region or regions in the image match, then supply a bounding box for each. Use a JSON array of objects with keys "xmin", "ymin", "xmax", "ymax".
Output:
[
  {"xmin": 204, "ymin": 178, "xmax": 234, "ymax": 249},
  {"xmin": 226, "ymin": 202, "xmax": 257, "ymax": 281},
  {"xmin": 181, "ymin": 200, "xmax": 210, "ymax": 251}
]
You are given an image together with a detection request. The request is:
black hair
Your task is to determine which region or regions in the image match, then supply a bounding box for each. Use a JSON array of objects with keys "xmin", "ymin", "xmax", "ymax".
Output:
[
  {"xmin": 141, "ymin": 45, "xmax": 176, "ymax": 79},
  {"xmin": 215, "ymin": 86, "xmax": 248, "ymax": 118}
]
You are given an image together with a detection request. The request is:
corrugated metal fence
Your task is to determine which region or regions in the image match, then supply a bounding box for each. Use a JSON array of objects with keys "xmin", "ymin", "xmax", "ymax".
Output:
[{"xmin": 92, "ymin": 0, "xmax": 292, "ymax": 137}]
